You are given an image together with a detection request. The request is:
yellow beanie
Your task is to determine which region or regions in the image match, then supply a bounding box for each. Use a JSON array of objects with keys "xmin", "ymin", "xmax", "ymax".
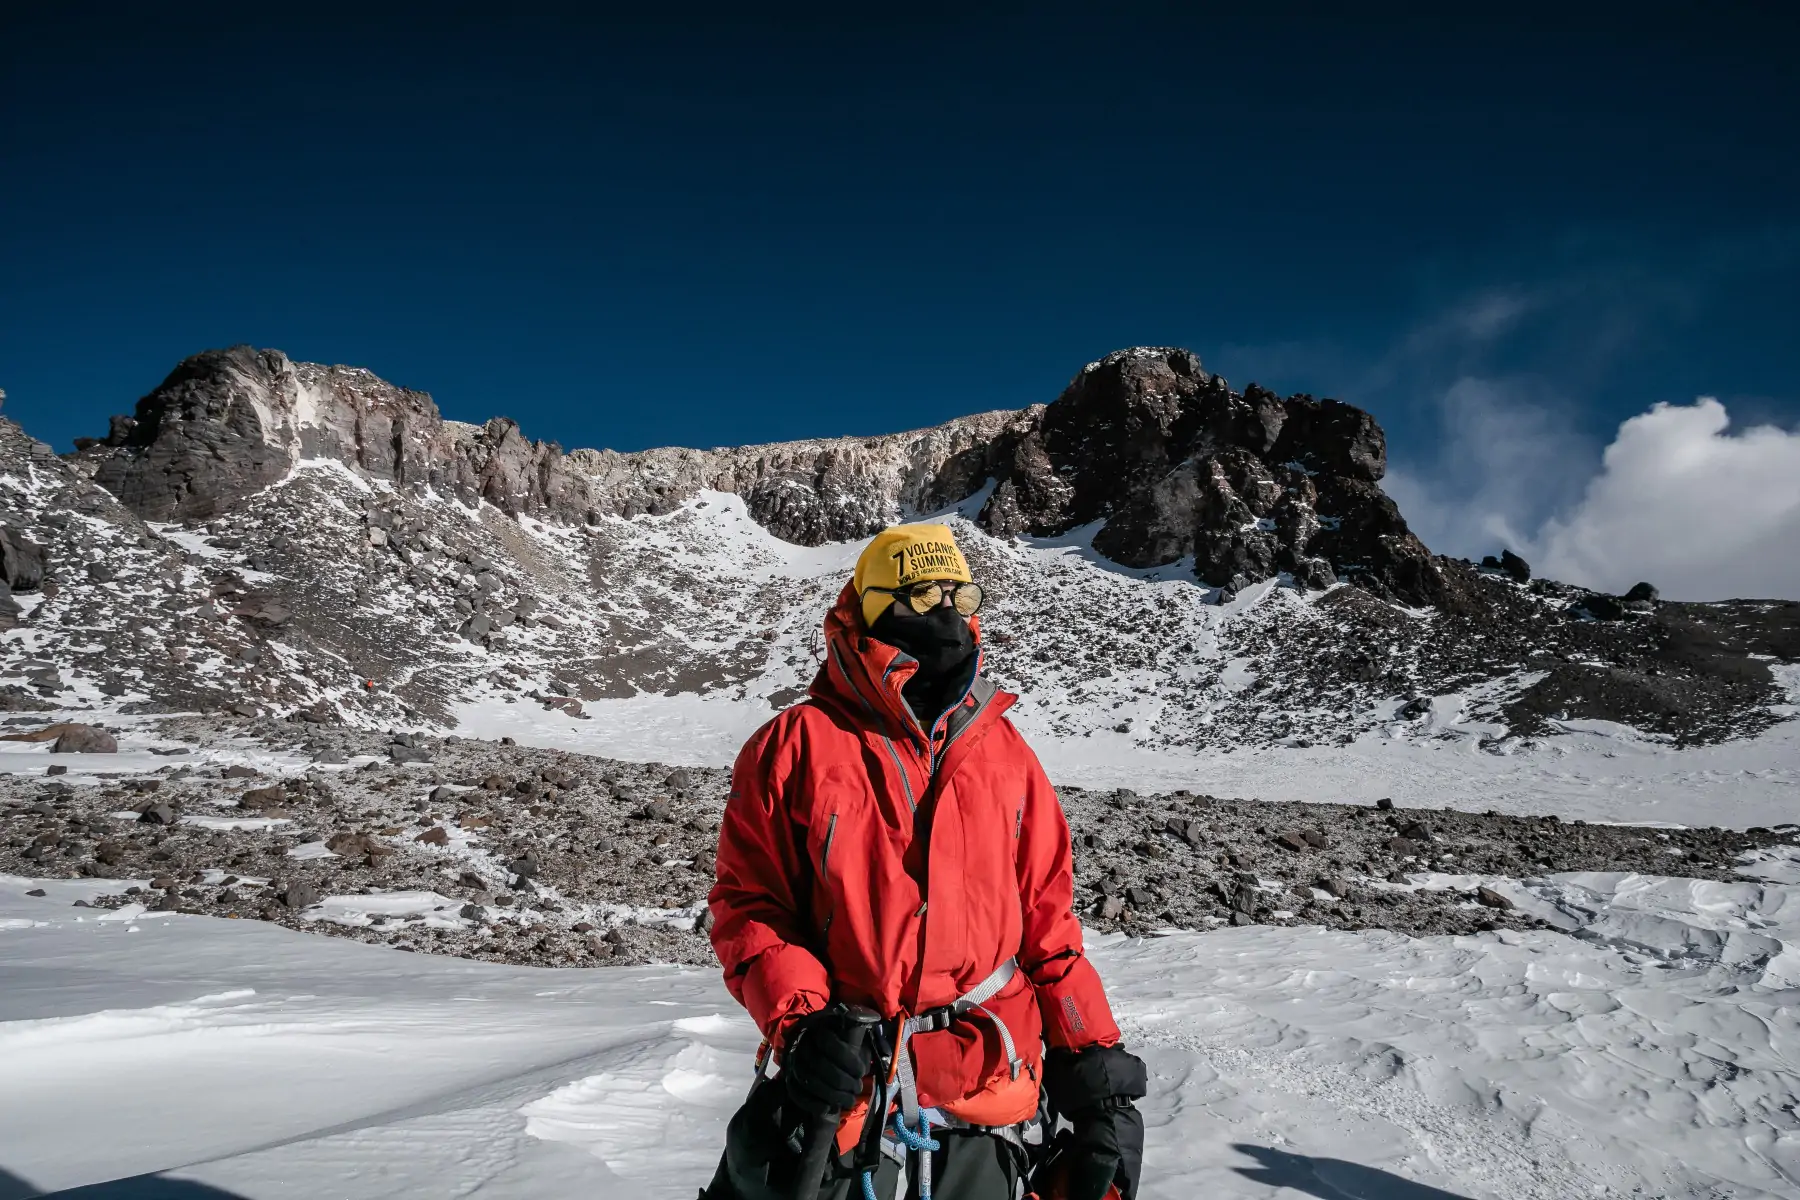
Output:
[{"xmin": 854, "ymin": 523, "xmax": 973, "ymax": 627}]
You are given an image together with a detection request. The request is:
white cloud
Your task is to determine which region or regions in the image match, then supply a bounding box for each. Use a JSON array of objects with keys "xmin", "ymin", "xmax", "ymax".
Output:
[
  {"xmin": 1531, "ymin": 399, "xmax": 1800, "ymax": 601},
  {"xmin": 1381, "ymin": 376, "xmax": 1595, "ymax": 559},
  {"xmin": 1215, "ymin": 264, "xmax": 1800, "ymax": 602},
  {"xmin": 1389, "ymin": 392, "xmax": 1800, "ymax": 601}
]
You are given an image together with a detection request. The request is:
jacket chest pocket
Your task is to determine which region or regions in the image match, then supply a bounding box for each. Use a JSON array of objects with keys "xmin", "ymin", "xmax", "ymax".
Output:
[
  {"xmin": 940, "ymin": 766, "xmax": 1030, "ymax": 882},
  {"xmin": 802, "ymin": 762, "xmax": 881, "ymax": 934}
]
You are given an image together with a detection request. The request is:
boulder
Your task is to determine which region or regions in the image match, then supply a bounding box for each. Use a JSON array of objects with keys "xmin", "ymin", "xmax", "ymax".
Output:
[
  {"xmin": 278, "ymin": 880, "xmax": 320, "ymax": 909},
  {"xmin": 240, "ymin": 785, "xmax": 285, "ymax": 808},
  {"xmin": 1576, "ymin": 593, "xmax": 1629, "ymax": 621},
  {"xmin": 51, "ymin": 724, "xmax": 118, "ymax": 754},
  {"xmin": 0, "ymin": 527, "xmax": 45, "ymax": 592},
  {"xmin": 1475, "ymin": 886, "xmax": 1514, "ymax": 910},
  {"xmin": 1499, "ymin": 549, "xmax": 1531, "ymax": 583},
  {"xmin": 1623, "ymin": 581, "xmax": 1659, "ymax": 604}
]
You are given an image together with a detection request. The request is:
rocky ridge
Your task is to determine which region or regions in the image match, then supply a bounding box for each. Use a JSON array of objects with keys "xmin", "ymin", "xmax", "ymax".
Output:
[
  {"xmin": 79, "ymin": 343, "xmax": 1027, "ymax": 549},
  {"xmin": 0, "ymin": 342, "xmax": 1778, "ymax": 750},
  {"xmin": 81, "ymin": 345, "xmax": 1448, "ymax": 606}
]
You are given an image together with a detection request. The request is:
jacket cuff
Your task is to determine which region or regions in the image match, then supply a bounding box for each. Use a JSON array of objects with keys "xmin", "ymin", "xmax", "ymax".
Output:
[
  {"xmin": 743, "ymin": 942, "xmax": 831, "ymax": 1046},
  {"xmin": 1034, "ymin": 954, "xmax": 1121, "ymax": 1049}
]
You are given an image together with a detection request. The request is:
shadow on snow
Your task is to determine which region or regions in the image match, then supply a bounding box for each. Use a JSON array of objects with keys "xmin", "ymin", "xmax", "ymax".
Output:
[
  {"xmin": 1231, "ymin": 1143, "xmax": 1477, "ymax": 1199},
  {"xmin": 0, "ymin": 1168, "xmax": 254, "ymax": 1200}
]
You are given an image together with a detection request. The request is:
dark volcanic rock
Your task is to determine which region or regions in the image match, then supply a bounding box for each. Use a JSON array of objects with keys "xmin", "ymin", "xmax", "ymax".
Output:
[
  {"xmin": 1501, "ymin": 597, "xmax": 1800, "ymax": 745},
  {"xmin": 0, "ymin": 526, "xmax": 45, "ymax": 591},
  {"xmin": 90, "ymin": 348, "xmax": 302, "ymax": 521},
  {"xmin": 973, "ymin": 349, "xmax": 1463, "ymax": 608}
]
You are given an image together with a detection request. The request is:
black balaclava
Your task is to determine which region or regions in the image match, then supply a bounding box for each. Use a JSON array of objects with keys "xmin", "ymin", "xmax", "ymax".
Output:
[{"xmin": 868, "ymin": 603, "xmax": 977, "ymax": 725}]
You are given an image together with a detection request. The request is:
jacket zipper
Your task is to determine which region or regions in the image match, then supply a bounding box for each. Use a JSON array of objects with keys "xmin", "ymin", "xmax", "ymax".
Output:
[{"xmin": 820, "ymin": 813, "xmax": 838, "ymax": 941}]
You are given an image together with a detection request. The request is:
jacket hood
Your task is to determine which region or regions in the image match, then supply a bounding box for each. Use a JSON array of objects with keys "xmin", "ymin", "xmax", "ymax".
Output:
[{"xmin": 810, "ymin": 582, "xmax": 995, "ymax": 743}]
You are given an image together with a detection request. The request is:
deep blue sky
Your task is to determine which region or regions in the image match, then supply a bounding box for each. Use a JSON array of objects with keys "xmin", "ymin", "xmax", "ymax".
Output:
[{"xmin": 3, "ymin": 4, "xmax": 1796, "ymax": 501}]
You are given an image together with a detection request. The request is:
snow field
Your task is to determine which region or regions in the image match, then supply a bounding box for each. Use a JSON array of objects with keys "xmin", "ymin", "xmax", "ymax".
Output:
[
  {"xmin": 448, "ymin": 493, "xmax": 1800, "ymax": 831},
  {"xmin": 3, "ymin": 858, "xmax": 1798, "ymax": 1198}
]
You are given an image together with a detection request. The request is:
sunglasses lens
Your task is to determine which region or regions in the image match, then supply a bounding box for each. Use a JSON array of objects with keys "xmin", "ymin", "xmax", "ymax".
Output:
[
  {"xmin": 952, "ymin": 582, "xmax": 983, "ymax": 616},
  {"xmin": 905, "ymin": 583, "xmax": 944, "ymax": 614}
]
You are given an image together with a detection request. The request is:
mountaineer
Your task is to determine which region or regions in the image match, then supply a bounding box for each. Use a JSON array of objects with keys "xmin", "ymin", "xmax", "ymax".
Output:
[{"xmin": 703, "ymin": 523, "xmax": 1147, "ymax": 1200}]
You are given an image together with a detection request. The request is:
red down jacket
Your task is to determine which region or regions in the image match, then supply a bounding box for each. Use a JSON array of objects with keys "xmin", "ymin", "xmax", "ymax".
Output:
[{"xmin": 708, "ymin": 584, "xmax": 1121, "ymax": 1121}]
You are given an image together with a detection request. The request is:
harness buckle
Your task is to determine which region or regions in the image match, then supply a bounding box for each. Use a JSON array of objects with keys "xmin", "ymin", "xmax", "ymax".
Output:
[{"xmin": 913, "ymin": 1005, "xmax": 955, "ymax": 1034}]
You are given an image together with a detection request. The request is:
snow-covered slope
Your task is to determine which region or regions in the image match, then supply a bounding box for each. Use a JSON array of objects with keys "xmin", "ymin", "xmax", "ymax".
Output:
[
  {"xmin": 4, "ymin": 860, "xmax": 1798, "ymax": 1199},
  {"xmin": 7, "ymin": 445, "xmax": 1793, "ymax": 825},
  {"xmin": 1, "ymin": 341, "xmax": 1785, "ymax": 774}
]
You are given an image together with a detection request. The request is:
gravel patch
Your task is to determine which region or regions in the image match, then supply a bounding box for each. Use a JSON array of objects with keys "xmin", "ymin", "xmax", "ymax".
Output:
[{"xmin": 3, "ymin": 717, "xmax": 1794, "ymax": 966}]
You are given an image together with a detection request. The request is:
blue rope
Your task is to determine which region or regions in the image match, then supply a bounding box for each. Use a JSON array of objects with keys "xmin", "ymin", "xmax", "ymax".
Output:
[
  {"xmin": 859, "ymin": 1111, "xmax": 940, "ymax": 1200},
  {"xmin": 890, "ymin": 1109, "xmax": 939, "ymax": 1153}
]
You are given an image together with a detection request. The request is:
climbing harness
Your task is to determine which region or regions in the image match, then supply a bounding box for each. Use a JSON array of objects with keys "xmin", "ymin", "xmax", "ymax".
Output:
[{"xmin": 858, "ymin": 957, "xmax": 1026, "ymax": 1200}]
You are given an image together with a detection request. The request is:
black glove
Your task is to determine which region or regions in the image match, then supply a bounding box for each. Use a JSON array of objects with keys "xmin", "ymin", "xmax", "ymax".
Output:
[
  {"xmin": 1044, "ymin": 1044, "xmax": 1149, "ymax": 1200},
  {"xmin": 780, "ymin": 1009, "xmax": 874, "ymax": 1118}
]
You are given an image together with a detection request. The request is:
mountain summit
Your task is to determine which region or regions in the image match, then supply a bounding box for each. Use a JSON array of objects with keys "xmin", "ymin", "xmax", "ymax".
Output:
[
  {"xmin": 0, "ymin": 344, "xmax": 1786, "ymax": 752},
  {"xmin": 83, "ymin": 345, "xmax": 1451, "ymax": 607}
]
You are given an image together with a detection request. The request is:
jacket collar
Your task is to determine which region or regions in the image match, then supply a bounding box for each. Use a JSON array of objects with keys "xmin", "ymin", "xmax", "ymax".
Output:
[{"xmin": 810, "ymin": 582, "xmax": 1009, "ymax": 753}]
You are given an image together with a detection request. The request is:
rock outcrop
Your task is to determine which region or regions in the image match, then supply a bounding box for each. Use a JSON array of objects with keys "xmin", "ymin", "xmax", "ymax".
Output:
[
  {"xmin": 80, "ymin": 344, "xmax": 1468, "ymax": 608},
  {"xmin": 973, "ymin": 348, "xmax": 1464, "ymax": 607},
  {"xmin": 77, "ymin": 345, "xmax": 1027, "ymax": 546}
]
